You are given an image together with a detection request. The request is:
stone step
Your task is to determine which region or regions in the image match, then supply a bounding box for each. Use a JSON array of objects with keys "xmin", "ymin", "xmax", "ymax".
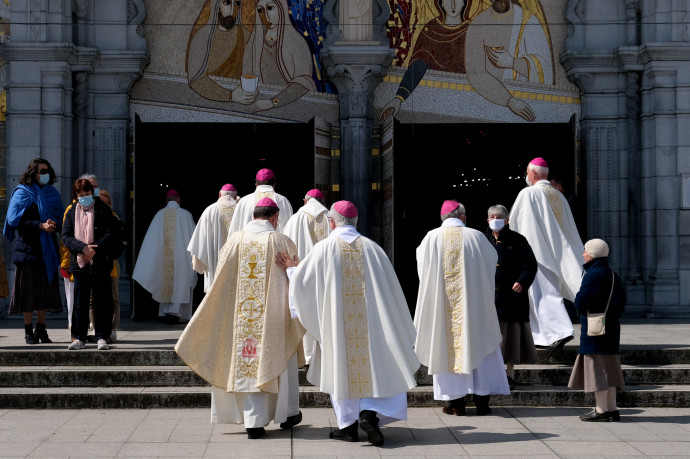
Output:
[
  {"xmin": 0, "ymin": 384, "xmax": 688, "ymax": 409},
  {"xmin": 2, "ymin": 364, "xmax": 689, "ymax": 388},
  {"xmin": 2, "ymin": 347, "xmax": 689, "ymax": 366}
]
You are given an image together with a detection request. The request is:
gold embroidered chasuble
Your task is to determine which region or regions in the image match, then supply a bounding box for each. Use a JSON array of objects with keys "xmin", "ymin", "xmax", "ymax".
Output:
[
  {"xmin": 338, "ymin": 238, "xmax": 373, "ymax": 398},
  {"xmin": 175, "ymin": 225, "xmax": 305, "ymax": 394},
  {"xmin": 219, "ymin": 205, "xmax": 236, "ymax": 242},
  {"xmin": 307, "ymin": 213, "xmax": 329, "ymax": 245},
  {"xmin": 442, "ymin": 227, "xmax": 465, "ymax": 374},
  {"xmin": 540, "ymin": 184, "xmax": 564, "ymax": 229},
  {"xmin": 161, "ymin": 208, "xmax": 177, "ymax": 303}
]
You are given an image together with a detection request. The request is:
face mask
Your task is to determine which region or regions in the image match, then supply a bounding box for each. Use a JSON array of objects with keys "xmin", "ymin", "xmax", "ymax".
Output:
[
  {"xmin": 38, "ymin": 173, "xmax": 50, "ymax": 185},
  {"xmin": 78, "ymin": 195, "xmax": 94, "ymax": 208},
  {"xmin": 489, "ymin": 219, "xmax": 505, "ymax": 231},
  {"xmin": 93, "ymin": 187, "xmax": 100, "ymax": 197},
  {"xmin": 525, "ymin": 176, "xmax": 532, "ymax": 186}
]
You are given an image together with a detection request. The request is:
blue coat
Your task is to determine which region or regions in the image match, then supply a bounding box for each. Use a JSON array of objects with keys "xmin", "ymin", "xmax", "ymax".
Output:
[{"xmin": 575, "ymin": 258, "xmax": 625, "ymax": 355}]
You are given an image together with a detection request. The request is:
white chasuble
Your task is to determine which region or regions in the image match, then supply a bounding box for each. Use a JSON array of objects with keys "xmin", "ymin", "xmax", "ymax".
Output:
[
  {"xmin": 289, "ymin": 226, "xmax": 419, "ymax": 401},
  {"xmin": 228, "ymin": 185, "xmax": 294, "ymax": 234},
  {"xmin": 188, "ymin": 196, "xmax": 238, "ymax": 293},
  {"xmin": 414, "ymin": 220, "xmax": 502, "ymax": 376},
  {"xmin": 133, "ymin": 201, "xmax": 197, "ymax": 305},
  {"xmin": 175, "ymin": 219, "xmax": 305, "ymax": 396}
]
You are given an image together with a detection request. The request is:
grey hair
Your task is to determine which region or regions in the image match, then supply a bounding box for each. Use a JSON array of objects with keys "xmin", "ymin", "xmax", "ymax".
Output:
[
  {"xmin": 329, "ymin": 203, "xmax": 358, "ymax": 227},
  {"xmin": 528, "ymin": 163, "xmax": 549, "ymax": 178},
  {"xmin": 220, "ymin": 190, "xmax": 238, "ymax": 198},
  {"xmin": 79, "ymin": 173, "xmax": 97, "ymax": 182},
  {"xmin": 304, "ymin": 193, "xmax": 323, "ymax": 204},
  {"xmin": 440, "ymin": 202, "xmax": 466, "ymax": 221},
  {"xmin": 487, "ymin": 204, "xmax": 509, "ymax": 218}
]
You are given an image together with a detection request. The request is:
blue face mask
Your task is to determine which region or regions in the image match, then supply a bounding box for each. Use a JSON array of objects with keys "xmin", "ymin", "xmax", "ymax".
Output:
[
  {"xmin": 78, "ymin": 195, "xmax": 94, "ymax": 208},
  {"xmin": 93, "ymin": 187, "xmax": 100, "ymax": 197},
  {"xmin": 38, "ymin": 173, "xmax": 50, "ymax": 185}
]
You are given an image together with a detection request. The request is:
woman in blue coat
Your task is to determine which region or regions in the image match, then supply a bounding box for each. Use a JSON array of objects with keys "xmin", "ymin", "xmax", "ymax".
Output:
[
  {"xmin": 568, "ymin": 239, "xmax": 625, "ymax": 422},
  {"xmin": 3, "ymin": 158, "xmax": 64, "ymax": 344}
]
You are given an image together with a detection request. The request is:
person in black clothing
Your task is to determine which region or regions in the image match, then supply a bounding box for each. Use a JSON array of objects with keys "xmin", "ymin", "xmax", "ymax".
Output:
[
  {"xmin": 484, "ymin": 204, "xmax": 538, "ymax": 389},
  {"xmin": 568, "ymin": 238, "xmax": 625, "ymax": 422},
  {"xmin": 3, "ymin": 158, "xmax": 64, "ymax": 344},
  {"xmin": 62, "ymin": 178, "xmax": 118, "ymax": 350}
]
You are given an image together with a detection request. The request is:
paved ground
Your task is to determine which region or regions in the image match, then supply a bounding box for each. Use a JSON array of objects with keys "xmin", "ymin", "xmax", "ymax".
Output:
[
  {"xmin": 1, "ymin": 317, "xmax": 690, "ymax": 350},
  {"xmin": 1, "ymin": 406, "xmax": 689, "ymax": 457}
]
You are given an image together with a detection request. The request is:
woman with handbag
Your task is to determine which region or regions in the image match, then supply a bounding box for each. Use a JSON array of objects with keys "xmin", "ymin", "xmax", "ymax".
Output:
[{"xmin": 568, "ymin": 239, "xmax": 626, "ymax": 422}]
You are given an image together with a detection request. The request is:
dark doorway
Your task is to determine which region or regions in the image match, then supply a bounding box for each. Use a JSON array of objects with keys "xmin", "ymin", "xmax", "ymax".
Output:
[
  {"xmin": 393, "ymin": 121, "xmax": 580, "ymax": 311},
  {"xmin": 131, "ymin": 120, "xmax": 315, "ymax": 319}
]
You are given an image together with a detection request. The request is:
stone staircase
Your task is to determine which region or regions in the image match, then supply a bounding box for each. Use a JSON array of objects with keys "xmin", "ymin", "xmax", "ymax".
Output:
[{"xmin": 0, "ymin": 347, "xmax": 688, "ymax": 409}]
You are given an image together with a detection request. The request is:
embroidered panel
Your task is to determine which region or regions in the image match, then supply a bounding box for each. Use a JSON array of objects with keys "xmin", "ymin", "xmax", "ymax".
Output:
[
  {"xmin": 231, "ymin": 235, "xmax": 269, "ymax": 391},
  {"xmin": 161, "ymin": 208, "xmax": 177, "ymax": 303},
  {"xmin": 339, "ymin": 238, "xmax": 372, "ymax": 398},
  {"xmin": 442, "ymin": 227, "xmax": 465, "ymax": 373},
  {"xmin": 306, "ymin": 213, "xmax": 328, "ymax": 245},
  {"xmin": 542, "ymin": 185, "xmax": 564, "ymax": 229},
  {"xmin": 254, "ymin": 191, "xmax": 275, "ymax": 204},
  {"xmin": 219, "ymin": 206, "xmax": 235, "ymax": 243}
]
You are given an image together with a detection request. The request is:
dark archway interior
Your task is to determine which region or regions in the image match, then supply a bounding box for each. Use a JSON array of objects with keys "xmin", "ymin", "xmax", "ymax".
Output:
[
  {"xmin": 131, "ymin": 120, "xmax": 314, "ymax": 319},
  {"xmin": 393, "ymin": 121, "xmax": 582, "ymax": 311}
]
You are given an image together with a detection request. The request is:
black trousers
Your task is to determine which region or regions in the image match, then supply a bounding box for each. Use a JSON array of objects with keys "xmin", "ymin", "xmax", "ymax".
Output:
[{"xmin": 73, "ymin": 265, "xmax": 113, "ymax": 342}]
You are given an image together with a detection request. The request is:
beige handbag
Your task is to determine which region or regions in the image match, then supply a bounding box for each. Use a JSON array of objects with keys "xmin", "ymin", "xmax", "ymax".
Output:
[{"xmin": 587, "ymin": 271, "xmax": 615, "ymax": 337}]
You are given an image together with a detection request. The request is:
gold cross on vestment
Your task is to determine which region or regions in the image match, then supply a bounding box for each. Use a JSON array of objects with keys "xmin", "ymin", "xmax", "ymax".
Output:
[
  {"xmin": 444, "ymin": 228, "xmax": 462, "ymax": 244},
  {"xmin": 344, "ymin": 284, "xmax": 363, "ymax": 305},
  {"xmin": 349, "ymin": 371, "xmax": 369, "ymax": 394},
  {"xmin": 341, "ymin": 244, "xmax": 359, "ymax": 261},
  {"xmin": 348, "ymin": 328, "xmax": 368, "ymax": 349}
]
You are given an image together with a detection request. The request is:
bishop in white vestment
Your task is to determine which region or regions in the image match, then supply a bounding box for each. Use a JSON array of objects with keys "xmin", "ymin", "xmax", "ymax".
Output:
[
  {"xmin": 187, "ymin": 184, "xmax": 239, "ymax": 293},
  {"xmin": 228, "ymin": 168, "xmax": 293, "ymax": 234},
  {"xmin": 415, "ymin": 200, "xmax": 510, "ymax": 416},
  {"xmin": 510, "ymin": 157, "xmax": 584, "ymax": 354},
  {"xmin": 176, "ymin": 197, "xmax": 305, "ymax": 440},
  {"xmin": 132, "ymin": 190, "xmax": 197, "ymax": 321},
  {"xmin": 282, "ymin": 188, "xmax": 330, "ymax": 365},
  {"xmin": 280, "ymin": 201, "xmax": 419, "ymax": 446}
]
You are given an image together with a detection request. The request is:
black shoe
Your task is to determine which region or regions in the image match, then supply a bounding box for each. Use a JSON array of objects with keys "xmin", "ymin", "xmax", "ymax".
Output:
[
  {"xmin": 473, "ymin": 395, "xmax": 492, "ymax": 416},
  {"xmin": 546, "ymin": 336, "xmax": 573, "ymax": 359},
  {"xmin": 161, "ymin": 314, "xmax": 180, "ymax": 324},
  {"xmin": 280, "ymin": 411, "xmax": 302, "ymax": 429},
  {"xmin": 24, "ymin": 324, "xmax": 36, "ymax": 345},
  {"xmin": 35, "ymin": 323, "xmax": 52, "ymax": 343},
  {"xmin": 329, "ymin": 421, "xmax": 359, "ymax": 442},
  {"xmin": 359, "ymin": 410, "xmax": 384, "ymax": 446},
  {"xmin": 246, "ymin": 427, "xmax": 266, "ymax": 439},
  {"xmin": 606, "ymin": 410, "xmax": 621, "ymax": 422},
  {"xmin": 507, "ymin": 376, "xmax": 516, "ymax": 391},
  {"xmin": 580, "ymin": 410, "xmax": 610, "ymax": 422}
]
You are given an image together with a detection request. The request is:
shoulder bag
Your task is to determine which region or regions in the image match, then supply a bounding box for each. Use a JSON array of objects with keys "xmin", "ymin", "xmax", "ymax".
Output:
[{"xmin": 587, "ymin": 270, "xmax": 615, "ymax": 337}]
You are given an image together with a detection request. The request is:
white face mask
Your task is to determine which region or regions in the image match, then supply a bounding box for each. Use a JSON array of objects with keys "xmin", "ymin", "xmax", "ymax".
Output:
[
  {"xmin": 525, "ymin": 176, "xmax": 532, "ymax": 186},
  {"xmin": 489, "ymin": 219, "xmax": 505, "ymax": 231}
]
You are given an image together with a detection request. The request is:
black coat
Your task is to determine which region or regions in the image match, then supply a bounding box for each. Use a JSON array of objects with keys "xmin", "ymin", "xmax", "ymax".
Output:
[
  {"xmin": 484, "ymin": 226, "xmax": 537, "ymax": 322},
  {"xmin": 62, "ymin": 199, "xmax": 118, "ymax": 275},
  {"xmin": 575, "ymin": 258, "xmax": 625, "ymax": 355},
  {"xmin": 11, "ymin": 203, "xmax": 61, "ymax": 265}
]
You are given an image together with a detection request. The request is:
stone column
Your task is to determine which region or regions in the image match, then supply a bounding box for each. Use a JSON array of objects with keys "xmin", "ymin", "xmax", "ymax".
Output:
[{"xmin": 322, "ymin": 0, "xmax": 392, "ymax": 235}]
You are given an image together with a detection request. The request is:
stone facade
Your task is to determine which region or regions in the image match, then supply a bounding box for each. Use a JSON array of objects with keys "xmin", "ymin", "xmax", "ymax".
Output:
[{"xmin": 0, "ymin": 0, "xmax": 687, "ymax": 317}]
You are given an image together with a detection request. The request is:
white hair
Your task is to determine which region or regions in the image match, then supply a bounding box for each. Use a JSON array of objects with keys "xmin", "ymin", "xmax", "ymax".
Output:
[
  {"xmin": 487, "ymin": 205, "xmax": 509, "ymax": 218},
  {"xmin": 220, "ymin": 190, "xmax": 238, "ymax": 198},
  {"xmin": 440, "ymin": 202, "xmax": 466, "ymax": 221},
  {"xmin": 304, "ymin": 193, "xmax": 323, "ymax": 204},
  {"xmin": 329, "ymin": 204, "xmax": 358, "ymax": 227},
  {"xmin": 528, "ymin": 163, "xmax": 549, "ymax": 178},
  {"xmin": 79, "ymin": 173, "xmax": 97, "ymax": 182}
]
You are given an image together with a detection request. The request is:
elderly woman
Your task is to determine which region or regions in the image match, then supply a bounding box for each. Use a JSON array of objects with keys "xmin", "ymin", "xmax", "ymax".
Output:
[
  {"xmin": 3, "ymin": 158, "xmax": 64, "ymax": 344},
  {"xmin": 62, "ymin": 179, "xmax": 117, "ymax": 350},
  {"xmin": 568, "ymin": 239, "xmax": 625, "ymax": 422},
  {"xmin": 484, "ymin": 204, "xmax": 538, "ymax": 389}
]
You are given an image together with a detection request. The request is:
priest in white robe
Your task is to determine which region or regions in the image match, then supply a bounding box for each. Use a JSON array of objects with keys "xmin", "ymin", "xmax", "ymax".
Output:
[
  {"xmin": 282, "ymin": 188, "xmax": 330, "ymax": 365},
  {"xmin": 415, "ymin": 200, "xmax": 510, "ymax": 416},
  {"xmin": 187, "ymin": 184, "xmax": 240, "ymax": 293},
  {"xmin": 133, "ymin": 190, "xmax": 198, "ymax": 322},
  {"xmin": 278, "ymin": 200, "xmax": 419, "ymax": 446},
  {"xmin": 176, "ymin": 197, "xmax": 305, "ymax": 440},
  {"xmin": 510, "ymin": 157, "xmax": 584, "ymax": 356},
  {"xmin": 228, "ymin": 169, "xmax": 293, "ymax": 234}
]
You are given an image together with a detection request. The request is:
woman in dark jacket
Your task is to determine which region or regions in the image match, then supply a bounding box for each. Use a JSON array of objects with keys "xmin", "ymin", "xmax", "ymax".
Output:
[
  {"xmin": 3, "ymin": 158, "xmax": 64, "ymax": 344},
  {"xmin": 62, "ymin": 178, "xmax": 117, "ymax": 350},
  {"xmin": 484, "ymin": 204, "xmax": 538, "ymax": 389},
  {"xmin": 568, "ymin": 238, "xmax": 625, "ymax": 422}
]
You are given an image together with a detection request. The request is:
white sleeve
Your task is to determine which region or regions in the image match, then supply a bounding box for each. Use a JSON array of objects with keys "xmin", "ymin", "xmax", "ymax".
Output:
[{"xmin": 286, "ymin": 266, "xmax": 298, "ymax": 318}]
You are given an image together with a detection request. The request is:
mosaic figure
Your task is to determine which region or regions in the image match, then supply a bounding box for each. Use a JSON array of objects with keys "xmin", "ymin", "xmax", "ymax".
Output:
[{"xmin": 187, "ymin": 0, "xmax": 254, "ymax": 101}]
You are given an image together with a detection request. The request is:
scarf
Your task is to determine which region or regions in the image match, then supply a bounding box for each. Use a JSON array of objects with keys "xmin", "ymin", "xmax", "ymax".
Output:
[
  {"xmin": 75, "ymin": 201, "xmax": 96, "ymax": 268},
  {"xmin": 3, "ymin": 184, "xmax": 64, "ymax": 282}
]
